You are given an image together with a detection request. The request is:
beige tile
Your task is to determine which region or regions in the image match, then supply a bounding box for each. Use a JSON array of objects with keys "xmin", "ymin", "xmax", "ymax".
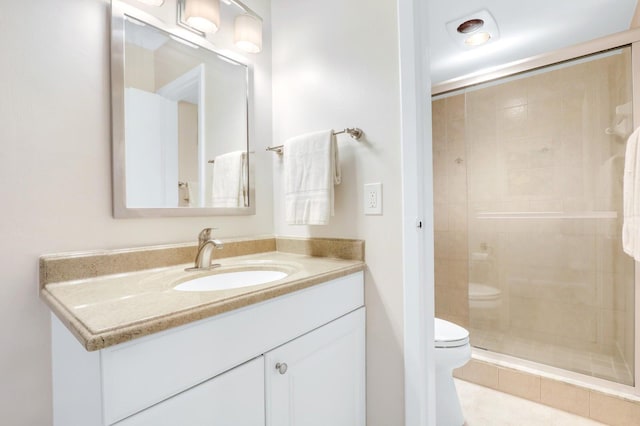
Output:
[
  {"xmin": 434, "ymin": 285, "xmax": 448, "ymax": 303},
  {"xmin": 497, "ymin": 105, "xmax": 527, "ymax": 139},
  {"xmin": 446, "ymin": 314, "xmax": 469, "ymax": 329},
  {"xmin": 434, "ymin": 259, "xmax": 448, "ymax": 287},
  {"xmin": 448, "ymin": 203, "xmax": 467, "ymax": 232},
  {"xmin": 466, "ymin": 87, "xmax": 497, "ymax": 113},
  {"xmin": 498, "ymin": 367, "xmax": 541, "ymax": 402},
  {"xmin": 463, "ymin": 359, "xmax": 499, "ymax": 389},
  {"xmin": 540, "ymin": 378, "xmax": 589, "ymax": 417},
  {"xmin": 438, "ymin": 313, "xmax": 468, "ymax": 329},
  {"xmin": 434, "ymin": 203, "xmax": 449, "ymax": 231},
  {"xmin": 526, "ymin": 100, "xmax": 561, "ymax": 139},
  {"xmin": 434, "ymin": 231, "xmax": 449, "ymax": 260},
  {"xmin": 432, "ymin": 149, "xmax": 447, "ymax": 181},
  {"xmin": 433, "ymin": 172, "xmax": 448, "ymax": 203},
  {"xmin": 457, "ymin": 379, "xmax": 605, "ymax": 426},
  {"xmin": 447, "ymin": 259, "xmax": 468, "ymax": 289},
  {"xmin": 453, "ymin": 367, "xmax": 465, "ymax": 379},
  {"xmin": 495, "ymin": 79, "xmax": 527, "ymax": 109},
  {"xmin": 449, "ymin": 231, "xmax": 469, "ymax": 260},
  {"xmin": 447, "ymin": 118, "xmax": 466, "ymax": 144},
  {"xmin": 446, "ymin": 94, "xmax": 465, "ymax": 121},
  {"xmin": 589, "ymin": 391, "xmax": 640, "ymax": 426},
  {"xmin": 448, "ymin": 288, "xmax": 469, "ymax": 317}
]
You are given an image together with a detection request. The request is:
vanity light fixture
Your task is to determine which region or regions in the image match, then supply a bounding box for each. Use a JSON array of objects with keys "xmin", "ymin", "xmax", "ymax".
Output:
[
  {"xmin": 177, "ymin": 0, "xmax": 221, "ymax": 35},
  {"xmin": 446, "ymin": 9, "xmax": 499, "ymax": 49},
  {"xmin": 234, "ymin": 14, "xmax": 262, "ymax": 53},
  {"xmin": 177, "ymin": 0, "xmax": 263, "ymax": 54}
]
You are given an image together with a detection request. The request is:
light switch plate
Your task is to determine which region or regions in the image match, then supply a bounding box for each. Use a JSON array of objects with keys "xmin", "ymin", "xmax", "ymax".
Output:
[{"xmin": 364, "ymin": 183, "xmax": 382, "ymax": 215}]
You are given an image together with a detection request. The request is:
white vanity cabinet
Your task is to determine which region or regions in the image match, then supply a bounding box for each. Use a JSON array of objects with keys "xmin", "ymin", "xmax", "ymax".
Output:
[
  {"xmin": 266, "ymin": 308, "xmax": 365, "ymax": 426},
  {"xmin": 52, "ymin": 272, "xmax": 364, "ymax": 426},
  {"xmin": 117, "ymin": 356, "xmax": 265, "ymax": 426}
]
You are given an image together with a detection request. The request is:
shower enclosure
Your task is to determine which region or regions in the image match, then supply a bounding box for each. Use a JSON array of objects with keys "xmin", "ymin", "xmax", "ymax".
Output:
[{"xmin": 432, "ymin": 46, "xmax": 635, "ymax": 386}]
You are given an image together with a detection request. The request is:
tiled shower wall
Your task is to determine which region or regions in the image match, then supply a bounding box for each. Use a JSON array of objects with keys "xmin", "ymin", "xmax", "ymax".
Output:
[
  {"xmin": 433, "ymin": 94, "xmax": 469, "ymax": 328},
  {"xmin": 433, "ymin": 48, "xmax": 634, "ymax": 384}
]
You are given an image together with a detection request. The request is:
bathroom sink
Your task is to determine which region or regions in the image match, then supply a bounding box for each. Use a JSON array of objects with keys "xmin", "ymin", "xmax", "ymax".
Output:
[{"xmin": 174, "ymin": 270, "xmax": 289, "ymax": 292}]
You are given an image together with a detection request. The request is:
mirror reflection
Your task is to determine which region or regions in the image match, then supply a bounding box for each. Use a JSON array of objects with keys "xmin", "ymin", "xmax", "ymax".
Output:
[{"xmin": 116, "ymin": 12, "xmax": 251, "ymax": 213}]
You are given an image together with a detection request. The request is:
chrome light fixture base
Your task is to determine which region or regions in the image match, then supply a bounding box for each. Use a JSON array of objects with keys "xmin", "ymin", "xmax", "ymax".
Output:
[{"xmin": 176, "ymin": 0, "xmax": 206, "ymax": 37}]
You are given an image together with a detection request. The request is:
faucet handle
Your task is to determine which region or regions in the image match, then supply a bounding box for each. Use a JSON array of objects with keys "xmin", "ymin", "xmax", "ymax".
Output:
[{"xmin": 198, "ymin": 227, "xmax": 217, "ymax": 244}]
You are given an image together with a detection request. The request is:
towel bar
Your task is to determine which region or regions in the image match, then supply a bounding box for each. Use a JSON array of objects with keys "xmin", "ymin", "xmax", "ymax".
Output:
[
  {"xmin": 266, "ymin": 127, "xmax": 363, "ymax": 155},
  {"xmin": 208, "ymin": 151, "xmax": 254, "ymax": 163}
]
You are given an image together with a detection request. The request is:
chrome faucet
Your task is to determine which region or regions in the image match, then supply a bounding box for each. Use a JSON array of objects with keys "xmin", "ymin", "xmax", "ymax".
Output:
[{"xmin": 186, "ymin": 228, "xmax": 224, "ymax": 271}]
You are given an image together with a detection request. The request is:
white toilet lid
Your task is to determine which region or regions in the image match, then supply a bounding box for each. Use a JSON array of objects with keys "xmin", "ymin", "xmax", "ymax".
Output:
[{"xmin": 434, "ymin": 318, "xmax": 469, "ymax": 348}]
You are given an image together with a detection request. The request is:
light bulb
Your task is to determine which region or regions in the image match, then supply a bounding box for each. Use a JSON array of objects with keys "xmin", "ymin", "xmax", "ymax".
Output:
[
  {"xmin": 234, "ymin": 14, "xmax": 262, "ymax": 53},
  {"xmin": 465, "ymin": 31, "xmax": 491, "ymax": 46},
  {"xmin": 184, "ymin": 0, "xmax": 220, "ymax": 34}
]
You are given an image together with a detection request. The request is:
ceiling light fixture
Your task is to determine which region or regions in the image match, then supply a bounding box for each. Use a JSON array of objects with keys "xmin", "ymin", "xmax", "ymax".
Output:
[
  {"xmin": 457, "ymin": 19, "xmax": 484, "ymax": 34},
  {"xmin": 464, "ymin": 31, "xmax": 491, "ymax": 46},
  {"xmin": 446, "ymin": 9, "xmax": 499, "ymax": 49}
]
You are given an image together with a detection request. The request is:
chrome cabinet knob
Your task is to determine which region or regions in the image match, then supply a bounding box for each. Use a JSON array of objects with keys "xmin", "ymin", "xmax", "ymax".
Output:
[{"xmin": 275, "ymin": 362, "xmax": 288, "ymax": 374}]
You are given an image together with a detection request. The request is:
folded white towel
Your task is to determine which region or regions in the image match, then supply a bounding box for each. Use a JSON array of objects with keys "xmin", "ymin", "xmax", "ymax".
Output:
[
  {"xmin": 284, "ymin": 130, "xmax": 341, "ymax": 225},
  {"xmin": 623, "ymin": 127, "xmax": 640, "ymax": 260},
  {"xmin": 211, "ymin": 151, "xmax": 247, "ymax": 208},
  {"xmin": 187, "ymin": 180, "xmax": 199, "ymax": 207}
]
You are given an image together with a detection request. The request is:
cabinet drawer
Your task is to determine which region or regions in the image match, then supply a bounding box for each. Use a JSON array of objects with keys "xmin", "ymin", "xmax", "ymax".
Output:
[
  {"xmin": 115, "ymin": 357, "xmax": 264, "ymax": 426},
  {"xmin": 101, "ymin": 272, "xmax": 363, "ymax": 424}
]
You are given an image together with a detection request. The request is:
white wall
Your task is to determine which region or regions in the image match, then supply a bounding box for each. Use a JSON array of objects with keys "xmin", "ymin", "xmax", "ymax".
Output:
[
  {"xmin": 0, "ymin": 0, "xmax": 273, "ymax": 424},
  {"xmin": 270, "ymin": 0, "xmax": 405, "ymax": 424}
]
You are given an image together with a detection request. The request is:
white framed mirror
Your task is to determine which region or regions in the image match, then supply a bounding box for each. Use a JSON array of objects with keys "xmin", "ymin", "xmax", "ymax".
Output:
[{"xmin": 111, "ymin": 1, "xmax": 255, "ymax": 217}]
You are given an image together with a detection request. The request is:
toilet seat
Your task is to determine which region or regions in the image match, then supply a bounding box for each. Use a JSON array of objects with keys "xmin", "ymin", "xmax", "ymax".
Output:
[
  {"xmin": 435, "ymin": 318, "xmax": 469, "ymax": 348},
  {"xmin": 468, "ymin": 283, "xmax": 501, "ymax": 301},
  {"xmin": 468, "ymin": 283, "xmax": 502, "ymax": 310}
]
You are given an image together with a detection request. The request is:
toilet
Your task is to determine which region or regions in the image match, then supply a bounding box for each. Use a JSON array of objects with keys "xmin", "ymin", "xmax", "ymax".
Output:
[
  {"xmin": 435, "ymin": 318, "xmax": 471, "ymax": 426},
  {"xmin": 468, "ymin": 282, "xmax": 502, "ymax": 310}
]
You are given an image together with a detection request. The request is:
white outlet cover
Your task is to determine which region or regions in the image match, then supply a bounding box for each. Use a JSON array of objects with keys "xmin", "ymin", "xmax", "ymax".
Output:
[{"xmin": 364, "ymin": 183, "xmax": 382, "ymax": 215}]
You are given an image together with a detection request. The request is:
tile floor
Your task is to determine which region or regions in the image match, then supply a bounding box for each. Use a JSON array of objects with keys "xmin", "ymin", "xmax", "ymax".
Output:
[
  {"xmin": 470, "ymin": 327, "xmax": 633, "ymax": 386},
  {"xmin": 456, "ymin": 379, "xmax": 605, "ymax": 425}
]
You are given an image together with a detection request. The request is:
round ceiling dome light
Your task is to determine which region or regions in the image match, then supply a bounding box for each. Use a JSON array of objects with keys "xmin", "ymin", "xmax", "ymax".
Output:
[
  {"xmin": 446, "ymin": 9, "xmax": 499, "ymax": 49},
  {"xmin": 457, "ymin": 18, "xmax": 484, "ymax": 34},
  {"xmin": 464, "ymin": 31, "xmax": 491, "ymax": 46}
]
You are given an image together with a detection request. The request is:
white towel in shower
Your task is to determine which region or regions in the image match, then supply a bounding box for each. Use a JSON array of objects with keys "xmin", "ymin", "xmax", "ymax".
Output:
[
  {"xmin": 623, "ymin": 126, "xmax": 640, "ymax": 261},
  {"xmin": 211, "ymin": 151, "xmax": 247, "ymax": 208},
  {"xmin": 284, "ymin": 129, "xmax": 341, "ymax": 225}
]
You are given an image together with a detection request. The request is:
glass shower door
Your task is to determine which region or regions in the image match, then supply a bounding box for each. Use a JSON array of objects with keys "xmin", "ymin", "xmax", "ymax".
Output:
[{"xmin": 461, "ymin": 47, "xmax": 635, "ymax": 385}]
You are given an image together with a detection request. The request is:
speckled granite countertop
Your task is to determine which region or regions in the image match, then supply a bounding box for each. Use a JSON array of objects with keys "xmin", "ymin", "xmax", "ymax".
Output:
[{"xmin": 40, "ymin": 237, "xmax": 365, "ymax": 351}]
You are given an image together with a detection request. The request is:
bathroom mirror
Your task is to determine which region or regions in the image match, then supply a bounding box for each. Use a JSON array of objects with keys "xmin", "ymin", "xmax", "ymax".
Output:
[{"xmin": 111, "ymin": 1, "xmax": 255, "ymax": 217}]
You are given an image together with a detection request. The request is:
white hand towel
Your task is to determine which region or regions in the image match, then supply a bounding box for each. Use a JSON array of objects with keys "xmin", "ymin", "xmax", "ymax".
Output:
[
  {"xmin": 284, "ymin": 130, "xmax": 341, "ymax": 225},
  {"xmin": 211, "ymin": 151, "xmax": 247, "ymax": 208},
  {"xmin": 179, "ymin": 182, "xmax": 190, "ymax": 207},
  {"xmin": 623, "ymin": 127, "xmax": 640, "ymax": 260},
  {"xmin": 187, "ymin": 180, "xmax": 199, "ymax": 207}
]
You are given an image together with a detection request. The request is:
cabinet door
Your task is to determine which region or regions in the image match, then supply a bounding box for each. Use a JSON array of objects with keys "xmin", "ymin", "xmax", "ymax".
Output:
[
  {"xmin": 265, "ymin": 308, "xmax": 365, "ymax": 426},
  {"xmin": 116, "ymin": 356, "xmax": 264, "ymax": 426}
]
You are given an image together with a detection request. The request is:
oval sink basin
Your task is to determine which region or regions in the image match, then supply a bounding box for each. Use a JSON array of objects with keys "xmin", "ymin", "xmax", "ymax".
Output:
[{"xmin": 175, "ymin": 270, "xmax": 288, "ymax": 292}]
